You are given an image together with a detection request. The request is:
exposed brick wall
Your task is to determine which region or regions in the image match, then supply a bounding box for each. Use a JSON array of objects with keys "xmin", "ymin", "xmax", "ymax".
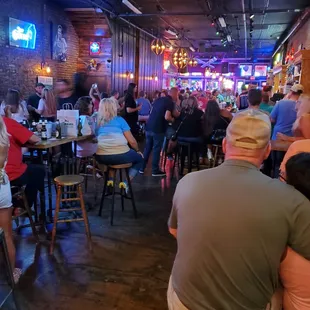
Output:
[
  {"xmin": 0, "ymin": 0, "xmax": 79, "ymax": 100},
  {"xmin": 287, "ymin": 18, "xmax": 310, "ymax": 51}
]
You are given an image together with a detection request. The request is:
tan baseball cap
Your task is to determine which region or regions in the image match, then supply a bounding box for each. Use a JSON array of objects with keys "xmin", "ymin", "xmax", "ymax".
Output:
[
  {"xmin": 291, "ymin": 84, "xmax": 304, "ymax": 93},
  {"xmin": 226, "ymin": 109, "xmax": 271, "ymax": 149}
]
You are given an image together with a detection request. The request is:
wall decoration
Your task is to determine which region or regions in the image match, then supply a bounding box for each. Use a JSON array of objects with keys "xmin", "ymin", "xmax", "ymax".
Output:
[
  {"xmin": 9, "ymin": 17, "xmax": 36, "ymax": 49},
  {"xmin": 90, "ymin": 41, "xmax": 101, "ymax": 56},
  {"xmin": 52, "ymin": 24, "xmax": 68, "ymax": 62},
  {"xmin": 83, "ymin": 59, "xmax": 102, "ymax": 71}
]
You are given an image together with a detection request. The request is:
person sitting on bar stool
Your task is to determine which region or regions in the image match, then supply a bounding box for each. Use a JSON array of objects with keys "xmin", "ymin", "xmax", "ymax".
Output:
[
  {"xmin": 0, "ymin": 115, "xmax": 22, "ymax": 283},
  {"xmin": 2, "ymin": 104, "xmax": 44, "ymax": 214},
  {"xmin": 74, "ymin": 96, "xmax": 97, "ymax": 158},
  {"xmin": 95, "ymin": 97, "xmax": 143, "ymax": 193},
  {"xmin": 203, "ymin": 99, "xmax": 232, "ymax": 163}
]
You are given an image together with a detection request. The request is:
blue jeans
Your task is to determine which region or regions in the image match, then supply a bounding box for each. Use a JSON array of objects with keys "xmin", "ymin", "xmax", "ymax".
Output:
[
  {"xmin": 95, "ymin": 150, "xmax": 143, "ymax": 178},
  {"xmin": 142, "ymin": 131, "xmax": 165, "ymax": 173}
]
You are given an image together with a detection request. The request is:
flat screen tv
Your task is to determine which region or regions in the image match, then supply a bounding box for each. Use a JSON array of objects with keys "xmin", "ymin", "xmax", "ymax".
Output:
[
  {"xmin": 240, "ymin": 65, "xmax": 252, "ymax": 77},
  {"xmin": 254, "ymin": 65, "xmax": 267, "ymax": 77},
  {"xmin": 9, "ymin": 17, "xmax": 36, "ymax": 49}
]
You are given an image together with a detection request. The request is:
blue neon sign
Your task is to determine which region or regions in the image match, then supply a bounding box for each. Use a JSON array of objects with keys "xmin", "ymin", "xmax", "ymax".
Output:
[
  {"xmin": 90, "ymin": 41, "xmax": 101, "ymax": 55},
  {"xmin": 9, "ymin": 17, "xmax": 36, "ymax": 49}
]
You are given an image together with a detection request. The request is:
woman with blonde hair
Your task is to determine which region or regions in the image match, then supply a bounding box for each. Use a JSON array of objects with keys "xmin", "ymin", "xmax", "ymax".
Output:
[
  {"xmin": 95, "ymin": 98, "xmax": 143, "ymax": 189},
  {"xmin": 28, "ymin": 87, "xmax": 57, "ymax": 121},
  {"xmin": 0, "ymin": 115, "xmax": 22, "ymax": 282}
]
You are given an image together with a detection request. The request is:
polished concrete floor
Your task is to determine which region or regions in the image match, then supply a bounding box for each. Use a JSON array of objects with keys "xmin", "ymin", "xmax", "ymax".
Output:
[{"xmin": 2, "ymin": 167, "xmax": 178, "ymax": 310}]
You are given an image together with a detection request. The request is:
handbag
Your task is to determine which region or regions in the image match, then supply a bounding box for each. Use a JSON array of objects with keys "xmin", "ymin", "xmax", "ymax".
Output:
[
  {"xmin": 167, "ymin": 111, "xmax": 191, "ymax": 154},
  {"xmin": 210, "ymin": 116, "xmax": 229, "ymax": 144}
]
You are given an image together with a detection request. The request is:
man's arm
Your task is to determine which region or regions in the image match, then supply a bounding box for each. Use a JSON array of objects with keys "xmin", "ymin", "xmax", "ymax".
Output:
[
  {"xmin": 127, "ymin": 106, "xmax": 141, "ymax": 113},
  {"xmin": 289, "ymin": 199, "xmax": 310, "ymax": 260},
  {"xmin": 28, "ymin": 134, "xmax": 40, "ymax": 144},
  {"xmin": 167, "ymin": 177, "xmax": 187, "ymax": 239}
]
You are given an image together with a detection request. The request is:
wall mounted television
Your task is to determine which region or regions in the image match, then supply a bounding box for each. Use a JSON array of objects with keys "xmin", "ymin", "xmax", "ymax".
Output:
[
  {"xmin": 239, "ymin": 64, "xmax": 252, "ymax": 77},
  {"xmin": 9, "ymin": 17, "xmax": 37, "ymax": 49},
  {"xmin": 254, "ymin": 65, "xmax": 267, "ymax": 77}
]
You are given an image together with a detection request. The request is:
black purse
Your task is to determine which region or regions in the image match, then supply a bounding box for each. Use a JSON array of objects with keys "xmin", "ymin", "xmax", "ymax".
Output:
[{"xmin": 210, "ymin": 116, "xmax": 229, "ymax": 143}]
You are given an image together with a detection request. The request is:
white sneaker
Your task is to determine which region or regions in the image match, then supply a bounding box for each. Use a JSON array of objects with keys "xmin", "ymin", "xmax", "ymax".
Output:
[{"xmin": 207, "ymin": 149, "xmax": 213, "ymax": 160}]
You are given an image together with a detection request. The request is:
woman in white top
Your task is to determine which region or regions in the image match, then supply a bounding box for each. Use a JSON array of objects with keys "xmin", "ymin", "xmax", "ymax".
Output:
[
  {"xmin": 0, "ymin": 114, "xmax": 21, "ymax": 282},
  {"xmin": 28, "ymin": 87, "xmax": 57, "ymax": 121},
  {"xmin": 0, "ymin": 89, "xmax": 29, "ymax": 123}
]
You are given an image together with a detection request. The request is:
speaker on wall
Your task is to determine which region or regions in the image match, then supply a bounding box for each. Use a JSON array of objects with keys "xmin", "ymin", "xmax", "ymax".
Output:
[{"xmin": 221, "ymin": 62, "xmax": 229, "ymax": 73}]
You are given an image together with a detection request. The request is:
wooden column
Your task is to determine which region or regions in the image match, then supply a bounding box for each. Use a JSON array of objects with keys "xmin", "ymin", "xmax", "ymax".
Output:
[{"xmin": 299, "ymin": 50, "xmax": 310, "ymax": 94}]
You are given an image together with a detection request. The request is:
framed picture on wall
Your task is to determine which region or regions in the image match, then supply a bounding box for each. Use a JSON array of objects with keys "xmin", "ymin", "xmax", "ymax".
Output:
[{"xmin": 51, "ymin": 23, "xmax": 67, "ymax": 62}]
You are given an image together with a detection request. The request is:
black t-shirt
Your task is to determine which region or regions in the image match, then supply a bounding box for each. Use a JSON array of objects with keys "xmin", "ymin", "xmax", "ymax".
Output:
[
  {"xmin": 177, "ymin": 109, "xmax": 204, "ymax": 138},
  {"xmin": 239, "ymin": 92, "xmax": 249, "ymax": 110},
  {"xmin": 124, "ymin": 94, "xmax": 138, "ymax": 130},
  {"xmin": 27, "ymin": 93, "xmax": 41, "ymax": 122},
  {"xmin": 214, "ymin": 115, "xmax": 231, "ymax": 131},
  {"xmin": 146, "ymin": 96, "xmax": 174, "ymax": 133},
  {"xmin": 57, "ymin": 93, "xmax": 78, "ymax": 110}
]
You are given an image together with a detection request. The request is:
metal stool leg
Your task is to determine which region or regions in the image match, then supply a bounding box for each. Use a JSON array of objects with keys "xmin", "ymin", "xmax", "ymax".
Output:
[
  {"xmin": 125, "ymin": 168, "xmax": 137, "ymax": 219},
  {"xmin": 98, "ymin": 168, "xmax": 109, "ymax": 216},
  {"xmin": 213, "ymin": 146, "xmax": 219, "ymax": 168},
  {"xmin": 77, "ymin": 184, "xmax": 92, "ymax": 250},
  {"xmin": 119, "ymin": 169, "xmax": 125, "ymax": 212},
  {"xmin": 110, "ymin": 172, "xmax": 117, "ymax": 225},
  {"xmin": 50, "ymin": 185, "xmax": 62, "ymax": 255}
]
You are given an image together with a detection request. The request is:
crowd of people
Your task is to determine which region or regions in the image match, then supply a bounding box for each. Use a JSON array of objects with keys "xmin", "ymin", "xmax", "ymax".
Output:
[{"xmin": 0, "ymin": 77, "xmax": 309, "ymax": 309}]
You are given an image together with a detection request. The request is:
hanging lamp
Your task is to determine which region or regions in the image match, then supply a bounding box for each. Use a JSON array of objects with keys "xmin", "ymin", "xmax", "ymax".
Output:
[
  {"xmin": 172, "ymin": 48, "xmax": 189, "ymax": 70},
  {"xmin": 151, "ymin": 38, "xmax": 166, "ymax": 55}
]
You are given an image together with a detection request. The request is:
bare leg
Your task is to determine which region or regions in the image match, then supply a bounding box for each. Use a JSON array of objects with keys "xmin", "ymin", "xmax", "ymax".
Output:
[{"xmin": 0, "ymin": 208, "xmax": 15, "ymax": 268}]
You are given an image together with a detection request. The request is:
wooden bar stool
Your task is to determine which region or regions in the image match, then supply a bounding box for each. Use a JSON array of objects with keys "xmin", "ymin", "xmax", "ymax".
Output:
[
  {"xmin": 11, "ymin": 185, "xmax": 39, "ymax": 242},
  {"xmin": 50, "ymin": 175, "xmax": 92, "ymax": 254},
  {"xmin": 77, "ymin": 156, "xmax": 98, "ymax": 203},
  {"xmin": 98, "ymin": 163, "xmax": 137, "ymax": 226},
  {"xmin": 178, "ymin": 141, "xmax": 200, "ymax": 175},
  {"xmin": 0, "ymin": 229, "xmax": 19, "ymax": 309}
]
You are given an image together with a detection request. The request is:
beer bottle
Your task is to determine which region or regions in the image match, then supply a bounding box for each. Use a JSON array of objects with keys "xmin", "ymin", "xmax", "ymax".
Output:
[
  {"xmin": 77, "ymin": 117, "xmax": 83, "ymax": 137},
  {"xmin": 41, "ymin": 123, "xmax": 47, "ymax": 141},
  {"xmin": 55, "ymin": 120, "xmax": 62, "ymax": 139},
  {"xmin": 31, "ymin": 121, "xmax": 37, "ymax": 134}
]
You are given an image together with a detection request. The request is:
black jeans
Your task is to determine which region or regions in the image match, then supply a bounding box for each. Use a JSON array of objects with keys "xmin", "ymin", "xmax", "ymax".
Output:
[
  {"xmin": 11, "ymin": 164, "xmax": 45, "ymax": 208},
  {"xmin": 272, "ymin": 151, "xmax": 286, "ymax": 179}
]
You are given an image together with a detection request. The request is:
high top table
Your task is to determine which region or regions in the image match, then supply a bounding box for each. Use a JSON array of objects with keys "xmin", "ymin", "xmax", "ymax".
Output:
[{"xmin": 25, "ymin": 135, "xmax": 92, "ymax": 226}]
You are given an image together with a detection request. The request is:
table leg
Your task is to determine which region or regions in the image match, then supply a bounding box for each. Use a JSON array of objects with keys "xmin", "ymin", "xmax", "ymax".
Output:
[
  {"xmin": 38, "ymin": 150, "xmax": 47, "ymax": 230},
  {"xmin": 47, "ymin": 150, "xmax": 53, "ymax": 222},
  {"xmin": 74, "ymin": 141, "xmax": 77, "ymax": 174}
]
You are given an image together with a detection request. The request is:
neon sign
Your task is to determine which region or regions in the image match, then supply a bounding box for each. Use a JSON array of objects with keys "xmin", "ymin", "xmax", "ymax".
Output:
[
  {"xmin": 9, "ymin": 18, "xmax": 36, "ymax": 49},
  {"xmin": 90, "ymin": 41, "xmax": 101, "ymax": 55}
]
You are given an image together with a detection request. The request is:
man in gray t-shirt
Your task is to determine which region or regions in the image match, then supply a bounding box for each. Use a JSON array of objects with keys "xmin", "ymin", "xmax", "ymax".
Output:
[{"xmin": 168, "ymin": 110, "xmax": 310, "ymax": 310}]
